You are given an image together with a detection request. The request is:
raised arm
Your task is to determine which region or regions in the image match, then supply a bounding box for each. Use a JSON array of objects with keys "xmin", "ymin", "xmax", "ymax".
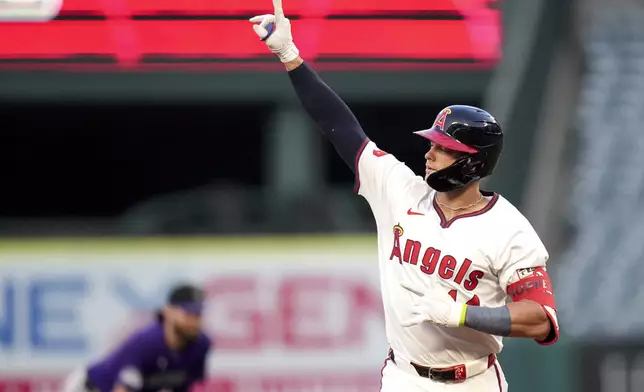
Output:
[
  {"xmin": 286, "ymin": 59, "xmax": 367, "ymax": 171},
  {"xmin": 249, "ymin": 5, "xmax": 367, "ymax": 172}
]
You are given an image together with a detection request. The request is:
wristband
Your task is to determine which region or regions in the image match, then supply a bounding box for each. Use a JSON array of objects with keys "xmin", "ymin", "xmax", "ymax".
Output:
[
  {"xmin": 458, "ymin": 304, "xmax": 468, "ymax": 326},
  {"xmin": 463, "ymin": 305, "xmax": 512, "ymax": 336}
]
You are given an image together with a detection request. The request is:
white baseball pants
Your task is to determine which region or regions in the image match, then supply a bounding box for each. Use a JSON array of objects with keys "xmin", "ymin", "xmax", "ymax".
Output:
[{"xmin": 379, "ymin": 357, "xmax": 508, "ymax": 392}]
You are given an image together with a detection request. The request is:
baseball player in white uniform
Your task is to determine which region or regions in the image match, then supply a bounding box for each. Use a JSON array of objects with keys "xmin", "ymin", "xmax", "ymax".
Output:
[{"xmin": 249, "ymin": 2, "xmax": 560, "ymax": 391}]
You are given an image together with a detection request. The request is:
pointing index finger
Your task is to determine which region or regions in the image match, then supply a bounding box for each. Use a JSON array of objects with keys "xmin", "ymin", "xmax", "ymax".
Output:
[{"xmin": 273, "ymin": 0, "xmax": 284, "ymax": 18}]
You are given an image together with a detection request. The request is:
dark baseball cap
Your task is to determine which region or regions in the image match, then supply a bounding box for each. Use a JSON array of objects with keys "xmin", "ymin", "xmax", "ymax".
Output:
[{"xmin": 166, "ymin": 283, "xmax": 205, "ymax": 315}]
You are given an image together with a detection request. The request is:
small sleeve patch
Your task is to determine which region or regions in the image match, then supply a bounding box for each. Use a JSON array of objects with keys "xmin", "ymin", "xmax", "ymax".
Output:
[
  {"xmin": 515, "ymin": 267, "xmax": 537, "ymax": 280},
  {"xmin": 372, "ymin": 149, "xmax": 389, "ymax": 157}
]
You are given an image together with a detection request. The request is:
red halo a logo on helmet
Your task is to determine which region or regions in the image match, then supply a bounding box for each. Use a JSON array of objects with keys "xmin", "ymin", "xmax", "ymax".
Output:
[{"xmin": 433, "ymin": 108, "xmax": 452, "ymax": 131}]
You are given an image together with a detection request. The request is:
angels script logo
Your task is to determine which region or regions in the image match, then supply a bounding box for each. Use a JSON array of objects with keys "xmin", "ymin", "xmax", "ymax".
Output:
[{"xmin": 0, "ymin": 0, "xmax": 62, "ymax": 21}]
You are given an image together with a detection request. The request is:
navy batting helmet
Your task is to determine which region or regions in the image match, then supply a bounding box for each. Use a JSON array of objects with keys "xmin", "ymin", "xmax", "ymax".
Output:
[{"xmin": 414, "ymin": 105, "xmax": 503, "ymax": 192}]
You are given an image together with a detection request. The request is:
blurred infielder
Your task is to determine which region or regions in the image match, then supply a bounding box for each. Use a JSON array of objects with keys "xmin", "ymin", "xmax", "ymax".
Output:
[
  {"xmin": 250, "ymin": 1, "xmax": 560, "ymax": 391},
  {"xmin": 61, "ymin": 283, "xmax": 212, "ymax": 392}
]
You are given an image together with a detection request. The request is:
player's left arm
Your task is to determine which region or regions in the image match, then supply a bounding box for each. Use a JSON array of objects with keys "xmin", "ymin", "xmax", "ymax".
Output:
[
  {"xmin": 463, "ymin": 269, "xmax": 558, "ymax": 344},
  {"xmin": 462, "ymin": 232, "xmax": 559, "ymax": 345},
  {"xmin": 401, "ymin": 230, "xmax": 558, "ymax": 344}
]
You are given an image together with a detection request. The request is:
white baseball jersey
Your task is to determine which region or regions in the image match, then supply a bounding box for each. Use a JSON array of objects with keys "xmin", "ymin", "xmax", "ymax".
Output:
[{"xmin": 355, "ymin": 140, "xmax": 559, "ymax": 367}]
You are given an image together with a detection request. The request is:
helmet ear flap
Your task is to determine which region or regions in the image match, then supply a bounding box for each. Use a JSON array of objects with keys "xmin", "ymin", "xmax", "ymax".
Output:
[
  {"xmin": 464, "ymin": 151, "xmax": 488, "ymax": 174},
  {"xmin": 449, "ymin": 154, "xmax": 481, "ymax": 176},
  {"xmin": 461, "ymin": 158, "xmax": 478, "ymax": 176},
  {"xmin": 425, "ymin": 153, "xmax": 485, "ymax": 192}
]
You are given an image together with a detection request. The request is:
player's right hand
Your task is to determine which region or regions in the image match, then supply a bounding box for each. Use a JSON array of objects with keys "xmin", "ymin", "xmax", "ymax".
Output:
[
  {"xmin": 249, "ymin": 0, "xmax": 300, "ymax": 63},
  {"xmin": 400, "ymin": 281, "xmax": 465, "ymax": 329}
]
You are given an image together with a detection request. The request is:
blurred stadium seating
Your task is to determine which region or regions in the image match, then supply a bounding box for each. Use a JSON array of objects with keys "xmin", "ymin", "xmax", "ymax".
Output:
[{"xmin": 557, "ymin": 3, "xmax": 644, "ymax": 339}]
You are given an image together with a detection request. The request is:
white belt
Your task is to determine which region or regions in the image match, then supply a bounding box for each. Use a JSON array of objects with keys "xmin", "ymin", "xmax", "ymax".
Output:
[{"xmin": 388, "ymin": 349, "xmax": 496, "ymax": 382}]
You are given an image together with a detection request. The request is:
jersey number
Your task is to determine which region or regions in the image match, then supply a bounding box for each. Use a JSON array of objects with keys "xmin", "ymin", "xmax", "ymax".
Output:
[{"xmin": 448, "ymin": 289, "xmax": 480, "ymax": 306}]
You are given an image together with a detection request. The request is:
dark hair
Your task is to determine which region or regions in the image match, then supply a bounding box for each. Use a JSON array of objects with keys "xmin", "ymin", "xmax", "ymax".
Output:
[{"xmin": 167, "ymin": 283, "xmax": 204, "ymax": 305}]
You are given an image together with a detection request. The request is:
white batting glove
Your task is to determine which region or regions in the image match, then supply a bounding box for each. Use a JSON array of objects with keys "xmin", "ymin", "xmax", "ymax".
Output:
[
  {"xmin": 400, "ymin": 282, "xmax": 466, "ymax": 328},
  {"xmin": 249, "ymin": 0, "xmax": 300, "ymax": 63}
]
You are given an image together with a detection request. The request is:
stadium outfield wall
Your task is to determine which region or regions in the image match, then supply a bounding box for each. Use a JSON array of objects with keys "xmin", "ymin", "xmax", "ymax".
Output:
[{"xmin": 0, "ymin": 236, "xmax": 618, "ymax": 392}]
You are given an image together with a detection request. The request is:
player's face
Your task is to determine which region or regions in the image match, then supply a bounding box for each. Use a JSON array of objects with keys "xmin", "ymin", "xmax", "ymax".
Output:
[
  {"xmin": 424, "ymin": 143, "xmax": 464, "ymax": 178},
  {"xmin": 169, "ymin": 306, "xmax": 203, "ymax": 340}
]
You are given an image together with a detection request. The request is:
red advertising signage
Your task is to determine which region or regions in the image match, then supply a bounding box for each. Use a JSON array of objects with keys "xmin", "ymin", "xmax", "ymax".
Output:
[{"xmin": 0, "ymin": 0, "xmax": 502, "ymax": 71}]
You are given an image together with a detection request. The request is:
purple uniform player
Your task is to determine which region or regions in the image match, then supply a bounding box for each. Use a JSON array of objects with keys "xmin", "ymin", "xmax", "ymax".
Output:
[{"xmin": 62, "ymin": 283, "xmax": 212, "ymax": 392}]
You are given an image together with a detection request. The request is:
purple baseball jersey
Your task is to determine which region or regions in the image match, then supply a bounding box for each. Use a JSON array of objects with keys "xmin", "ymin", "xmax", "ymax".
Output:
[{"xmin": 86, "ymin": 322, "xmax": 211, "ymax": 392}]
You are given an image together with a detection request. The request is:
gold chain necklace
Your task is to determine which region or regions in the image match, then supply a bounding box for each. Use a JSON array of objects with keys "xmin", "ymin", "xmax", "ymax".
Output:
[{"xmin": 436, "ymin": 193, "xmax": 484, "ymax": 211}]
